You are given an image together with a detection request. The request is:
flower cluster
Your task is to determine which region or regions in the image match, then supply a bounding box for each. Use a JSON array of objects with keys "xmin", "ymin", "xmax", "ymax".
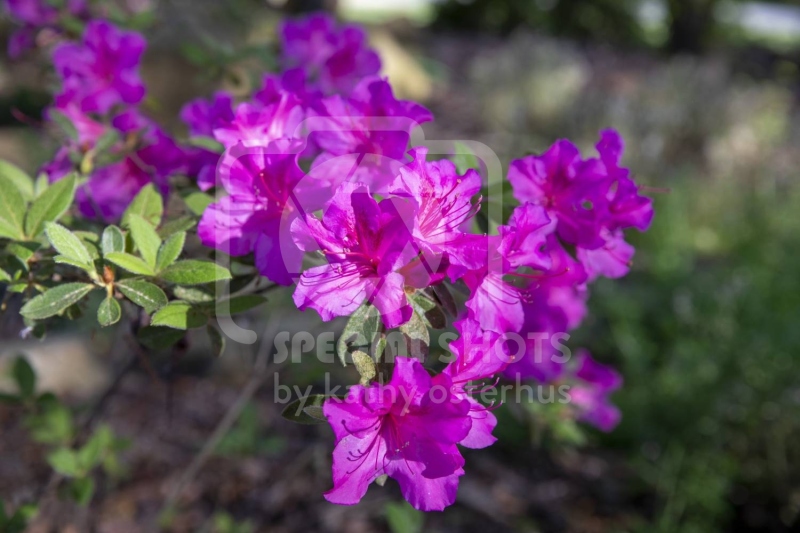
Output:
[
  {"xmin": 189, "ymin": 13, "xmax": 653, "ymax": 510},
  {"xmin": 3, "ymin": 0, "xmax": 89, "ymax": 58},
  {"xmin": 15, "ymin": 9, "xmax": 655, "ymax": 513},
  {"xmin": 37, "ymin": 19, "xmax": 187, "ymax": 222}
]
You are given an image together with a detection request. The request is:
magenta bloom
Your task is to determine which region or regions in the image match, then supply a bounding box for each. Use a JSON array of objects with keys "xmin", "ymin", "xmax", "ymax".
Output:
[
  {"xmin": 323, "ymin": 357, "xmax": 471, "ymax": 511},
  {"xmin": 464, "ymin": 203, "xmax": 554, "ymax": 334},
  {"xmin": 180, "ymin": 91, "xmax": 234, "ymax": 191},
  {"xmin": 280, "ymin": 12, "xmax": 380, "ymax": 96},
  {"xmin": 596, "ymin": 129, "xmax": 654, "ymax": 232},
  {"xmin": 309, "ymin": 77, "xmax": 433, "ymax": 193},
  {"xmin": 389, "ymin": 148, "xmax": 485, "ymax": 283},
  {"xmin": 508, "ymin": 139, "xmax": 608, "ymax": 249},
  {"xmin": 440, "ymin": 317, "xmax": 510, "ymax": 449},
  {"xmin": 291, "ymin": 183, "xmax": 416, "ymax": 328},
  {"xmin": 198, "ymin": 140, "xmax": 307, "ymax": 286},
  {"xmin": 52, "ymin": 20, "xmax": 146, "ymax": 114},
  {"xmin": 213, "ymin": 95, "xmax": 303, "ymax": 150},
  {"xmin": 577, "ymin": 228, "xmax": 635, "ymax": 281},
  {"xmin": 4, "ymin": 0, "xmax": 88, "ymax": 57},
  {"xmin": 45, "ymin": 109, "xmax": 185, "ymax": 222},
  {"xmin": 567, "ymin": 351, "xmax": 623, "ymax": 432}
]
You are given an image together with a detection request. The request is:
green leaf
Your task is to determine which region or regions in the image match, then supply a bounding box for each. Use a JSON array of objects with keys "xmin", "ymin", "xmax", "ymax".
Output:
[
  {"xmin": 385, "ymin": 501, "xmax": 424, "ymax": 533},
  {"xmin": 20, "ymin": 283, "xmax": 95, "ymax": 320},
  {"xmin": 353, "ymin": 350, "xmax": 376, "ymax": 385},
  {"xmin": 183, "ymin": 191, "xmax": 214, "ymax": 216},
  {"xmin": 97, "ymin": 297, "xmax": 122, "ymax": 327},
  {"xmin": 0, "ymin": 160, "xmax": 34, "ymax": 201},
  {"xmin": 116, "ymin": 279, "xmax": 167, "ymax": 314},
  {"xmin": 78, "ymin": 425, "xmax": 113, "ymax": 470},
  {"xmin": 337, "ymin": 303, "xmax": 381, "ymax": 366},
  {"xmin": 281, "ymin": 395, "xmax": 329, "ymax": 425},
  {"xmin": 207, "ymin": 325, "xmax": 225, "ymax": 357},
  {"xmin": 24, "ymin": 173, "xmax": 76, "ymax": 238},
  {"xmin": 159, "ymin": 260, "xmax": 231, "ymax": 285},
  {"xmin": 137, "ymin": 326, "xmax": 185, "ymax": 349},
  {"xmin": 151, "ymin": 301, "xmax": 208, "ymax": 330},
  {"xmin": 0, "ymin": 173, "xmax": 26, "ymax": 240},
  {"xmin": 0, "ymin": 268, "xmax": 11, "ymax": 282},
  {"xmin": 128, "ymin": 214, "xmax": 161, "ymax": 268},
  {"xmin": 156, "ymin": 231, "xmax": 185, "ymax": 272},
  {"xmin": 173, "ymin": 286, "xmax": 214, "ymax": 303},
  {"xmin": 121, "ymin": 184, "xmax": 163, "ymax": 227},
  {"xmin": 45, "ymin": 222, "xmax": 93, "ymax": 268},
  {"xmin": 47, "ymin": 448, "xmax": 82, "ymax": 477},
  {"xmin": 188, "ymin": 135, "xmax": 224, "ymax": 153},
  {"xmin": 26, "ymin": 398, "xmax": 74, "ymax": 445},
  {"xmin": 452, "ymin": 141, "xmax": 481, "ymax": 175},
  {"xmin": 12, "ymin": 356, "xmax": 36, "ymax": 398},
  {"xmin": 5, "ymin": 503, "xmax": 38, "ymax": 533},
  {"xmin": 94, "ymin": 129, "xmax": 120, "ymax": 154},
  {"xmin": 157, "ymin": 215, "xmax": 196, "ymax": 239},
  {"xmin": 48, "ymin": 108, "xmax": 79, "ymax": 140},
  {"xmin": 34, "ymin": 172, "xmax": 50, "ymax": 198},
  {"xmin": 68, "ymin": 477, "xmax": 95, "ymax": 506},
  {"xmin": 399, "ymin": 310, "xmax": 430, "ymax": 356},
  {"xmin": 101, "ymin": 226, "xmax": 125, "ymax": 255},
  {"xmin": 409, "ymin": 290, "xmax": 446, "ymax": 329},
  {"xmin": 104, "ymin": 252, "xmax": 155, "ymax": 276}
]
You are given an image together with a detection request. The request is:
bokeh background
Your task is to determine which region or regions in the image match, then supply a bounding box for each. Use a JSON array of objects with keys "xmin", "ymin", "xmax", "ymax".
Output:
[{"xmin": 1, "ymin": 0, "xmax": 800, "ymax": 531}]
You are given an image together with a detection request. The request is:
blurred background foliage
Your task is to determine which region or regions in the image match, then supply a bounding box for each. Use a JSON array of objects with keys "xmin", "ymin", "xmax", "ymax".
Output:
[{"xmin": 1, "ymin": 0, "xmax": 800, "ymax": 531}]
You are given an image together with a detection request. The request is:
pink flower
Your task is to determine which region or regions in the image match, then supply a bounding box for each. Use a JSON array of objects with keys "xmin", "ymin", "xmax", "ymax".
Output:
[
  {"xmin": 52, "ymin": 20, "xmax": 146, "ymax": 114},
  {"xmin": 441, "ymin": 317, "xmax": 510, "ymax": 449},
  {"xmin": 180, "ymin": 92, "xmax": 234, "ymax": 191},
  {"xmin": 308, "ymin": 77, "xmax": 432, "ymax": 193},
  {"xmin": 464, "ymin": 203, "xmax": 554, "ymax": 334},
  {"xmin": 508, "ymin": 139, "xmax": 608, "ymax": 249},
  {"xmin": 323, "ymin": 357, "xmax": 471, "ymax": 511},
  {"xmin": 389, "ymin": 147, "xmax": 485, "ymax": 283},
  {"xmin": 279, "ymin": 12, "xmax": 380, "ymax": 96},
  {"xmin": 198, "ymin": 140, "xmax": 307, "ymax": 286},
  {"xmin": 567, "ymin": 351, "xmax": 623, "ymax": 432},
  {"xmin": 213, "ymin": 95, "xmax": 304, "ymax": 150},
  {"xmin": 291, "ymin": 183, "xmax": 416, "ymax": 328}
]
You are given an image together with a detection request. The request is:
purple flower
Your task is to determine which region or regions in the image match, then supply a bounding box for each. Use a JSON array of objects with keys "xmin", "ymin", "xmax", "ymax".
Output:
[
  {"xmin": 596, "ymin": 130, "xmax": 654, "ymax": 232},
  {"xmin": 180, "ymin": 92, "xmax": 234, "ymax": 191},
  {"xmin": 52, "ymin": 20, "xmax": 146, "ymax": 114},
  {"xmin": 464, "ymin": 203, "xmax": 554, "ymax": 334},
  {"xmin": 213, "ymin": 95, "xmax": 304, "ymax": 150},
  {"xmin": 440, "ymin": 317, "xmax": 510, "ymax": 449},
  {"xmin": 291, "ymin": 183, "xmax": 416, "ymax": 328},
  {"xmin": 45, "ymin": 109, "xmax": 185, "ymax": 222},
  {"xmin": 567, "ymin": 351, "xmax": 623, "ymax": 432},
  {"xmin": 279, "ymin": 12, "xmax": 380, "ymax": 96},
  {"xmin": 508, "ymin": 139, "xmax": 609, "ymax": 249},
  {"xmin": 323, "ymin": 357, "xmax": 471, "ymax": 511},
  {"xmin": 4, "ymin": 0, "xmax": 88, "ymax": 57},
  {"xmin": 389, "ymin": 147, "xmax": 485, "ymax": 283},
  {"xmin": 577, "ymin": 228, "xmax": 635, "ymax": 281},
  {"xmin": 198, "ymin": 140, "xmax": 307, "ymax": 286},
  {"xmin": 309, "ymin": 77, "xmax": 432, "ymax": 193}
]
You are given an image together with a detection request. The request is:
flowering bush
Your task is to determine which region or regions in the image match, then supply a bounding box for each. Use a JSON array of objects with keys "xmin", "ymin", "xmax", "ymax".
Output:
[{"xmin": 0, "ymin": 3, "xmax": 654, "ymax": 515}]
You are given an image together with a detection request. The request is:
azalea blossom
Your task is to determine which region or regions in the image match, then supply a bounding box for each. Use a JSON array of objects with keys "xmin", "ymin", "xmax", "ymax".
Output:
[
  {"xmin": 323, "ymin": 357, "xmax": 471, "ymax": 511},
  {"xmin": 198, "ymin": 140, "xmax": 307, "ymax": 286},
  {"xmin": 52, "ymin": 20, "xmax": 146, "ymax": 114},
  {"xmin": 464, "ymin": 202, "xmax": 554, "ymax": 334},
  {"xmin": 279, "ymin": 12, "xmax": 380, "ymax": 95},
  {"xmin": 440, "ymin": 317, "xmax": 510, "ymax": 449},
  {"xmin": 292, "ymin": 183, "xmax": 417, "ymax": 328},
  {"xmin": 389, "ymin": 147, "xmax": 485, "ymax": 284}
]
